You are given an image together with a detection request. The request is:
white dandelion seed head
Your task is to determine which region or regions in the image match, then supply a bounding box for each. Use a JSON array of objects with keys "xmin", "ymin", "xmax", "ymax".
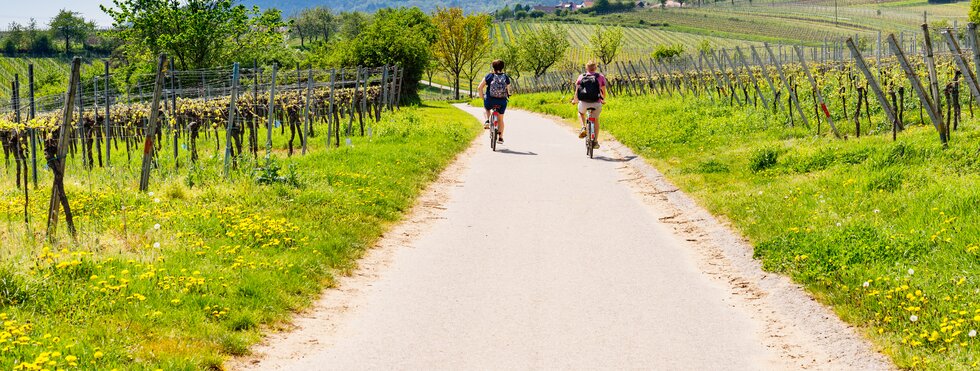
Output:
[
  {"xmin": 154, "ymin": 223, "xmax": 161, "ymax": 230},
  {"xmin": 153, "ymin": 242, "xmax": 161, "ymax": 249},
  {"xmin": 874, "ymin": 209, "xmax": 881, "ymax": 214},
  {"xmin": 836, "ymin": 222, "xmax": 842, "ymax": 227},
  {"xmin": 970, "ymin": 330, "xmax": 977, "ymax": 338},
  {"xmin": 154, "ymin": 198, "xmax": 161, "ymax": 203},
  {"xmin": 908, "ymin": 269, "xmax": 915, "ymax": 275},
  {"xmin": 148, "ymin": 192, "xmax": 155, "ymax": 196},
  {"xmin": 862, "ymin": 281, "xmax": 870, "ymax": 288},
  {"xmin": 910, "ymin": 315, "xmax": 918, "ymax": 322}
]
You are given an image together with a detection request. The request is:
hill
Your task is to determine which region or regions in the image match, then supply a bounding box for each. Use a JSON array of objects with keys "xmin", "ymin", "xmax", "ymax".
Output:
[{"xmin": 243, "ymin": 0, "xmax": 513, "ymax": 15}]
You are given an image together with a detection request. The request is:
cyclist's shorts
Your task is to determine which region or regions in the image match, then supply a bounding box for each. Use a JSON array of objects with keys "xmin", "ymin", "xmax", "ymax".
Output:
[
  {"xmin": 578, "ymin": 101, "xmax": 602, "ymax": 116},
  {"xmin": 485, "ymin": 97, "xmax": 508, "ymax": 115}
]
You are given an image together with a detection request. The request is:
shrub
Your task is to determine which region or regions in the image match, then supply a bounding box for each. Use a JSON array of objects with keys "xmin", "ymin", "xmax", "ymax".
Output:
[{"xmin": 749, "ymin": 147, "xmax": 778, "ymax": 172}]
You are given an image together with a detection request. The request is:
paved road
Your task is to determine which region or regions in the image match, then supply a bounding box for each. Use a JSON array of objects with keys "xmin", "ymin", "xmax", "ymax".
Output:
[{"xmin": 242, "ymin": 106, "xmax": 801, "ymax": 370}]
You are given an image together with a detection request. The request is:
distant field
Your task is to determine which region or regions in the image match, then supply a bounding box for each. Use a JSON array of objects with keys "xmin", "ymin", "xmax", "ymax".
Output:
[
  {"xmin": 0, "ymin": 57, "xmax": 106, "ymax": 101},
  {"xmin": 492, "ymin": 22, "xmax": 762, "ymax": 64}
]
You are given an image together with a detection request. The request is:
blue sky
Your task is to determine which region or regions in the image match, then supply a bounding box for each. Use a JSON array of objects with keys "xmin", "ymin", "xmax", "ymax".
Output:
[{"xmin": 0, "ymin": 0, "xmax": 116, "ymax": 28}]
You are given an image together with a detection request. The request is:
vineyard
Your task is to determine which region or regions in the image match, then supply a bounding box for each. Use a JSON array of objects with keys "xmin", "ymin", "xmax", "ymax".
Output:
[
  {"xmin": 501, "ymin": 21, "xmax": 980, "ymax": 369},
  {"xmin": 0, "ymin": 52, "xmax": 491, "ymax": 368},
  {"xmin": 491, "ymin": 22, "xmax": 760, "ymax": 64}
]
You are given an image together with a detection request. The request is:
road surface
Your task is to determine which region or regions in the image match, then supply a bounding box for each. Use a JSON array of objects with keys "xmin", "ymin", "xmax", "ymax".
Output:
[{"xmin": 234, "ymin": 105, "xmax": 890, "ymax": 370}]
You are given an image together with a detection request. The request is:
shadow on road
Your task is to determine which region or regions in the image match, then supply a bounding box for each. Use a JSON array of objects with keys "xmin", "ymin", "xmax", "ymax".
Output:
[
  {"xmin": 498, "ymin": 149, "xmax": 538, "ymax": 156},
  {"xmin": 593, "ymin": 155, "xmax": 637, "ymax": 162}
]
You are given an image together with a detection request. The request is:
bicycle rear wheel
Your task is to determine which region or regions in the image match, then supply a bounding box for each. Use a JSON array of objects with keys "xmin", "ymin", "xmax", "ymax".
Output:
[{"xmin": 490, "ymin": 127, "xmax": 497, "ymax": 151}]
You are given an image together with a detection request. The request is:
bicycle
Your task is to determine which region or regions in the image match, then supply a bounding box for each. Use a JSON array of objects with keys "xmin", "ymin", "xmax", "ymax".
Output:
[
  {"xmin": 585, "ymin": 107, "xmax": 597, "ymax": 159},
  {"xmin": 489, "ymin": 105, "xmax": 501, "ymax": 152}
]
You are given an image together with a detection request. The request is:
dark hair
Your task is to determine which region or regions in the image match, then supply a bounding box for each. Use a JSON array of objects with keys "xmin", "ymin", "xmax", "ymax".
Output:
[{"xmin": 492, "ymin": 59, "xmax": 505, "ymax": 72}]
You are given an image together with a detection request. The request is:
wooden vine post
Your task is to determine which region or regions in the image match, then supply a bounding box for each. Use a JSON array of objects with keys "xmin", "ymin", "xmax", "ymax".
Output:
[
  {"xmin": 46, "ymin": 57, "xmax": 82, "ymax": 239},
  {"xmin": 304, "ymin": 68, "xmax": 313, "ymax": 155},
  {"xmin": 28, "ymin": 64, "xmax": 38, "ymax": 188},
  {"xmin": 795, "ymin": 45, "xmax": 835, "ymax": 135},
  {"xmin": 764, "ymin": 43, "xmax": 809, "ymax": 127},
  {"xmin": 942, "ymin": 29, "xmax": 980, "ymax": 104},
  {"xmin": 887, "ymin": 34, "xmax": 947, "ymax": 147},
  {"xmin": 846, "ymin": 37, "xmax": 903, "ymax": 141},
  {"xmin": 224, "ymin": 62, "xmax": 240, "ymax": 177},
  {"xmin": 921, "ymin": 24, "xmax": 947, "ymax": 140},
  {"xmin": 266, "ymin": 63, "xmax": 278, "ymax": 159},
  {"xmin": 138, "ymin": 54, "xmax": 168, "ymax": 192},
  {"xmin": 731, "ymin": 48, "xmax": 768, "ymax": 108},
  {"xmin": 687, "ymin": 55, "xmax": 714, "ymax": 103},
  {"xmin": 748, "ymin": 46, "xmax": 784, "ymax": 113},
  {"xmin": 969, "ymin": 23, "xmax": 980, "ymax": 90},
  {"xmin": 104, "ymin": 61, "xmax": 111, "ymax": 166}
]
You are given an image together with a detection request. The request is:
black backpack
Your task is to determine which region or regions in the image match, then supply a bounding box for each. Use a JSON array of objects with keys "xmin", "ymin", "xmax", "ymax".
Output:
[{"xmin": 577, "ymin": 73, "xmax": 602, "ymax": 103}]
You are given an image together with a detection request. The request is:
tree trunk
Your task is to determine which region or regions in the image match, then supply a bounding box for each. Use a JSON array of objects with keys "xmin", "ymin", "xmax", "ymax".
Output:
[{"xmin": 454, "ymin": 75, "xmax": 460, "ymax": 100}]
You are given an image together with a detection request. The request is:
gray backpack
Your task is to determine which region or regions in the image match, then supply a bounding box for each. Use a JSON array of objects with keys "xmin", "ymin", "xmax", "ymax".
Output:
[{"xmin": 488, "ymin": 74, "xmax": 509, "ymax": 99}]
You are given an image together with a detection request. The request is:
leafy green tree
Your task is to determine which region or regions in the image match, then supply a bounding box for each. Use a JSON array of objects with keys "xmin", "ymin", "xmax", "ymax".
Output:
[
  {"xmin": 329, "ymin": 8, "xmax": 435, "ymax": 104},
  {"xmin": 652, "ymin": 44, "xmax": 684, "ymax": 62},
  {"xmin": 49, "ymin": 10, "xmax": 95, "ymax": 54},
  {"xmin": 338, "ymin": 12, "xmax": 369, "ymax": 40},
  {"xmin": 292, "ymin": 7, "xmax": 337, "ymax": 47},
  {"xmin": 5, "ymin": 23, "xmax": 25, "ymax": 53},
  {"xmin": 515, "ymin": 24, "xmax": 569, "ymax": 77},
  {"xmin": 495, "ymin": 42, "xmax": 524, "ymax": 80},
  {"xmin": 432, "ymin": 8, "xmax": 492, "ymax": 99},
  {"xmin": 589, "ymin": 26, "xmax": 623, "ymax": 66},
  {"xmin": 103, "ymin": 0, "xmax": 290, "ymax": 70},
  {"xmin": 971, "ymin": 0, "xmax": 980, "ymax": 24}
]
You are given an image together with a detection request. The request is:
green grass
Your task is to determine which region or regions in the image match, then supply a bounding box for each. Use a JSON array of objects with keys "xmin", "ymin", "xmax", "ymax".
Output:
[
  {"xmin": 0, "ymin": 57, "xmax": 107, "ymax": 101},
  {"xmin": 0, "ymin": 102, "xmax": 480, "ymax": 369},
  {"xmin": 508, "ymin": 91, "xmax": 980, "ymax": 369}
]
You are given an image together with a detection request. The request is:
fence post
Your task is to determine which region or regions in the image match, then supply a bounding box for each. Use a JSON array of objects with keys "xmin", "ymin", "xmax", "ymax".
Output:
[
  {"xmin": 304, "ymin": 67, "xmax": 312, "ymax": 155},
  {"xmin": 28, "ymin": 64, "xmax": 38, "ymax": 188},
  {"xmin": 888, "ymin": 34, "xmax": 947, "ymax": 146},
  {"xmin": 104, "ymin": 61, "xmax": 111, "ymax": 167},
  {"xmin": 764, "ymin": 43, "xmax": 809, "ymax": 127},
  {"xmin": 77, "ymin": 80, "xmax": 86, "ymax": 169},
  {"xmin": 795, "ymin": 45, "xmax": 837, "ymax": 136},
  {"xmin": 47, "ymin": 57, "xmax": 82, "ymax": 239},
  {"xmin": 847, "ymin": 38, "xmax": 903, "ymax": 135},
  {"xmin": 328, "ymin": 68, "xmax": 337, "ymax": 148},
  {"xmin": 733, "ymin": 47, "xmax": 769, "ymax": 108},
  {"xmin": 942, "ymin": 29, "xmax": 980, "ymax": 105},
  {"xmin": 970, "ymin": 23, "xmax": 980, "ymax": 90},
  {"xmin": 921, "ymin": 24, "xmax": 947, "ymax": 140},
  {"xmin": 224, "ymin": 62, "xmax": 240, "ymax": 177},
  {"xmin": 138, "ymin": 54, "xmax": 168, "ymax": 192},
  {"xmin": 266, "ymin": 63, "xmax": 278, "ymax": 159}
]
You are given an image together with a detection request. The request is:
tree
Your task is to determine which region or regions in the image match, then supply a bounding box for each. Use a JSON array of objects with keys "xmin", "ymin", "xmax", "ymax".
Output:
[
  {"xmin": 460, "ymin": 14, "xmax": 493, "ymax": 98},
  {"xmin": 292, "ymin": 7, "xmax": 338, "ymax": 48},
  {"xmin": 971, "ymin": 0, "xmax": 980, "ymax": 24},
  {"xmin": 589, "ymin": 26, "xmax": 623, "ymax": 66},
  {"xmin": 338, "ymin": 12, "xmax": 369, "ymax": 40},
  {"xmin": 652, "ymin": 44, "xmax": 684, "ymax": 62},
  {"xmin": 5, "ymin": 22, "xmax": 25, "ymax": 53},
  {"xmin": 432, "ymin": 8, "xmax": 492, "ymax": 99},
  {"xmin": 329, "ymin": 8, "xmax": 436, "ymax": 104},
  {"xmin": 103, "ymin": 0, "xmax": 272, "ymax": 70},
  {"xmin": 515, "ymin": 24, "xmax": 569, "ymax": 77},
  {"xmin": 495, "ymin": 42, "xmax": 523, "ymax": 80},
  {"xmin": 49, "ymin": 10, "xmax": 95, "ymax": 54}
]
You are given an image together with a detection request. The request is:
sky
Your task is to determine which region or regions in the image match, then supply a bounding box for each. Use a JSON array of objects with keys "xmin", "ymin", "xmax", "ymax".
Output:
[{"xmin": 0, "ymin": 0, "xmax": 116, "ymax": 28}]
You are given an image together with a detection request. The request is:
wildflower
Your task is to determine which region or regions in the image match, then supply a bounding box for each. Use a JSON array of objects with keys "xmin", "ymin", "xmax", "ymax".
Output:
[
  {"xmin": 154, "ymin": 198, "xmax": 161, "ymax": 203},
  {"xmin": 148, "ymin": 192, "xmax": 155, "ymax": 197},
  {"xmin": 836, "ymin": 222, "xmax": 842, "ymax": 227},
  {"xmin": 863, "ymin": 281, "xmax": 870, "ymax": 288},
  {"xmin": 971, "ymin": 330, "xmax": 977, "ymax": 338},
  {"xmin": 93, "ymin": 351, "xmax": 103, "ymax": 359},
  {"xmin": 910, "ymin": 315, "xmax": 919, "ymax": 322},
  {"xmin": 873, "ymin": 209, "xmax": 880, "ymax": 214},
  {"xmin": 153, "ymin": 242, "xmax": 161, "ymax": 249},
  {"xmin": 154, "ymin": 224, "xmax": 161, "ymax": 230},
  {"xmin": 908, "ymin": 269, "xmax": 914, "ymax": 275}
]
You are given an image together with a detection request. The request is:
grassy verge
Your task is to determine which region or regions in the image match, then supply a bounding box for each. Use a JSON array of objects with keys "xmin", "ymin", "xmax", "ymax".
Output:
[
  {"xmin": 0, "ymin": 102, "xmax": 480, "ymax": 369},
  {"xmin": 508, "ymin": 92, "xmax": 980, "ymax": 369}
]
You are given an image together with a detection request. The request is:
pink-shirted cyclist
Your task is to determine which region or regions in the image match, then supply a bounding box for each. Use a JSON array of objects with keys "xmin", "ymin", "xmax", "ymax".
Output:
[{"xmin": 570, "ymin": 61, "xmax": 608, "ymax": 148}]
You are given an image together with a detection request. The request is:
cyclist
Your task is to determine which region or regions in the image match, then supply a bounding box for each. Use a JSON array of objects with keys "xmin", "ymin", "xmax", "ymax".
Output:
[
  {"xmin": 478, "ymin": 59, "xmax": 512, "ymax": 143},
  {"xmin": 571, "ymin": 61, "xmax": 608, "ymax": 148}
]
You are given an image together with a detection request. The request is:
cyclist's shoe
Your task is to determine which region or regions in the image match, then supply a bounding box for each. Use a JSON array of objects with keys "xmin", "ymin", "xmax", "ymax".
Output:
[
  {"xmin": 497, "ymin": 136, "xmax": 504, "ymax": 143},
  {"xmin": 578, "ymin": 127, "xmax": 587, "ymax": 138},
  {"xmin": 593, "ymin": 141, "xmax": 600, "ymax": 149},
  {"xmin": 484, "ymin": 120, "xmax": 490, "ymax": 129}
]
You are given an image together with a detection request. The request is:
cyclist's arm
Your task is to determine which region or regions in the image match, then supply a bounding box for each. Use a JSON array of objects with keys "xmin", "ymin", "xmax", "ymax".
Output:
[
  {"xmin": 571, "ymin": 79, "xmax": 581, "ymax": 104},
  {"xmin": 600, "ymin": 85, "xmax": 608, "ymax": 103},
  {"xmin": 477, "ymin": 79, "xmax": 487, "ymax": 99}
]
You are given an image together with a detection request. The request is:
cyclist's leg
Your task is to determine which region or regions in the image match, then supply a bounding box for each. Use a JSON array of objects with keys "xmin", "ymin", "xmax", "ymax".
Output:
[{"xmin": 498, "ymin": 115, "xmax": 505, "ymax": 138}]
